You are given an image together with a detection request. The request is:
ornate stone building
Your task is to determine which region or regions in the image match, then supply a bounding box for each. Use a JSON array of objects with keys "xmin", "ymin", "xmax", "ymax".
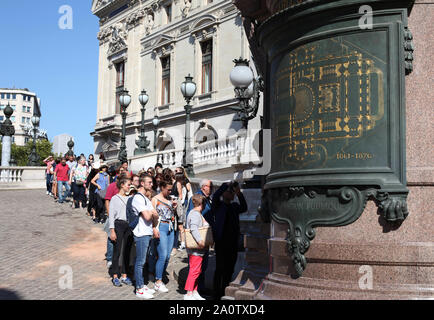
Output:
[{"xmin": 91, "ymin": 0, "xmax": 262, "ymax": 181}]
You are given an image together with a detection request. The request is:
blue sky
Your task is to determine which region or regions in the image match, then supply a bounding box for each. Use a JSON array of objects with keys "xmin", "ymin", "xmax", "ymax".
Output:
[{"xmin": 0, "ymin": 0, "xmax": 99, "ymax": 156}]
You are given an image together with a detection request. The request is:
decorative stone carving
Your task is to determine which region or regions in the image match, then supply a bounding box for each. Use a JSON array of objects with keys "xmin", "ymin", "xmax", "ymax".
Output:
[
  {"xmin": 108, "ymin": 22, "xmax": 128, "ymax": 54},
  {"xmin": 182, "ymin": 0, "xmax": 192, "ymax": 18},
  {"xmin": 404, "ymin": 27, "xmax": 414, "ymax": 75},
  {"xmin": 145, "ymin": 12, "xmax": 155, "ymax": 35},
  {"xmin": 126, "ymin": 8, "xmax": 146, "ymax": 29}
]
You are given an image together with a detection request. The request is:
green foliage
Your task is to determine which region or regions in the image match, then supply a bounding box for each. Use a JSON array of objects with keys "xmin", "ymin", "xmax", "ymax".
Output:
[{"xmin": 0, "ymin": 139, "xmax": 53, "ymax": 167}]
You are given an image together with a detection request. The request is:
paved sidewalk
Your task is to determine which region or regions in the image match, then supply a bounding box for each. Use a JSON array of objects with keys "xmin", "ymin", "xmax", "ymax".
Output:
[{"xmin": 0, "ymin": 189, "xmax": 188, "ymax": 300}]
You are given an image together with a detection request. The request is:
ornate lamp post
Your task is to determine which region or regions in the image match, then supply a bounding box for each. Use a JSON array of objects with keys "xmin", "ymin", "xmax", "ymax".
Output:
[
  {"xmin": 152, "ymin": 115, "xmax": 160, "ymax": 151},
  {"xmin": 180, "ymin": 74, "xmax": 197, "ymax": 175},
  {"xmin": 0, "ymin": 104, "xmax": 15, "ymax": 167},
  {"xmin": 229, "ymin": 57, "xmax": 264, "ymax": 129},
  {"xmin": 65, "ymin": 138, "xmax": 74, "ymax": 157},
  {"xmin": 118, "ymin": 89, "xmax": 131, "ymax": 163},
  {"xmin": 134, "ymin": 90, "xmax": 151, "ymax": 155},
  {"xmin": 28, "ymin": 115, "xmax": 41, "ymax": 166}
]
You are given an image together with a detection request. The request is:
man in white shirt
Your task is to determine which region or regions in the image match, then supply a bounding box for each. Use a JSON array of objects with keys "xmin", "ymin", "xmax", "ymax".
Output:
[{"xmin": 132, "ymin": 175, "xmax": 159, "ymax": 299}]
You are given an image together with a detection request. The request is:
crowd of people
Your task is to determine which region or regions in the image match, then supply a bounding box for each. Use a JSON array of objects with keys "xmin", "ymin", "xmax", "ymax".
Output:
[{"xmin": 42, "ymin": 153, "xmax": 248, "ymax": 300}]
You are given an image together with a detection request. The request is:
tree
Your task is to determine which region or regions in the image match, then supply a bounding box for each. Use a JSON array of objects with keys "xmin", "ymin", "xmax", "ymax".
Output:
[{"xmin": 0, "ymin": 139, "xmax": 53, "ymax": 166}]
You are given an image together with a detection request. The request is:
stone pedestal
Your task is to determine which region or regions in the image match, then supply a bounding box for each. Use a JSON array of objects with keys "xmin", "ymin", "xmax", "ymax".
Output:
[{"xmin": 228, "ymin": 0, "xmax": 433, "ymax": 300}]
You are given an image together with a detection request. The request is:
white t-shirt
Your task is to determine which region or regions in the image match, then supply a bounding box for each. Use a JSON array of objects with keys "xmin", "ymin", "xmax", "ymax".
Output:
[{"xmin": 132, "ymin": 192, "xmax": 154, "ymax": 237}]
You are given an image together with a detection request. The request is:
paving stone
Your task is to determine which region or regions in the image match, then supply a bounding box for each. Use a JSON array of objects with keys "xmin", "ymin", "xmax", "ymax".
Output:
[{"xmin": 0, "ymin": 190, "xmax": 187, "ymax": 300}]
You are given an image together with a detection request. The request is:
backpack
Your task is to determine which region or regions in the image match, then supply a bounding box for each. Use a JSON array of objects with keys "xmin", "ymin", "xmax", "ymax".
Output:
[{"xmin": 126, "ymin": 193, "xmax": 148, "ymax": 230}]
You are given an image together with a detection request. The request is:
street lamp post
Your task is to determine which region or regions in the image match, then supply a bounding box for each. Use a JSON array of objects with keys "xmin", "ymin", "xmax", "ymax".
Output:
[
  {"xmin": 134, "ymin": 90, "xmax": 151, "ymax": 155},
  {"xmin": 28, "ymin": 115, "xmax": 41, "ymax": 166},
  {"xmin": 152, "ymin": 115, "xmax": 160, "ymax": 152},
  {"xmin": 229, "ymin": 57, "xmax": 263, "ymax": 129},
  {"xmin": 118, "ymin": 89, "xmax": 131, "ymax": 163},
  {"xmin": 180, "ymin": 74, "xmax": 197, "ymax": 175}
]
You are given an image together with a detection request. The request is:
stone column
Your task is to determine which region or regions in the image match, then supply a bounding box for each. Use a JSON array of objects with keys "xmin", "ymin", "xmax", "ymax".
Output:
[{"xmin": 0, "ymin": 104, "xmax": 15, "ymax": 167}]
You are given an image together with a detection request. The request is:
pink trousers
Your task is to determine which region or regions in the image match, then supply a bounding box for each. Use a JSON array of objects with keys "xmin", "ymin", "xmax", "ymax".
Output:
[{"xmin": 184, "ymin": 255, "xmax": 203, "ymax": 292}]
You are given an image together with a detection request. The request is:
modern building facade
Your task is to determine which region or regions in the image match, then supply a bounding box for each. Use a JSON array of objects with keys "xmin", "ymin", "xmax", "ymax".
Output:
[
  {"xmin": 90, "ymin": 0, "xmax": 262, "ymax": 180},
  {"xmin": 53, "ymin": 134, "xmax": 74, "ymax": 157},
  {"xmin": 0, "ymin": 88, "xmax": 41, "ymax": 146}
]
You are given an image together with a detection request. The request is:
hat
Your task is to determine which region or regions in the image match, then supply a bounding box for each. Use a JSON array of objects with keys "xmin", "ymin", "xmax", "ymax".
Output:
[
  {"xmin": 92, "ymin": 161, "xmax": 101, "ymax": 170},
  {"xmin": 126, "ymin": 184, "xmax": 137, "ymax": 196}
]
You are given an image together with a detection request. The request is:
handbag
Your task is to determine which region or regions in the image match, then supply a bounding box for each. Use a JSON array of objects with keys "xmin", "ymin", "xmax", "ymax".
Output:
[{"xmin": 184, "ymin": 215, "xmax": 214, "ymax": 249}]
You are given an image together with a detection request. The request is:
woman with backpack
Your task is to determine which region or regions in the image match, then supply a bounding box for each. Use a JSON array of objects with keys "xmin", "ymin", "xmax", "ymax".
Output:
[
  {"xmin": 70, "ymin": 157, "xmax": 89, "ymax": 209},
  {"xmin": 90, "ymin": 163, "xmax": 110, "ymax": 224},
  {"xmin": 151, "ymin": 176, "xmax": 178, "ymax": 293}
]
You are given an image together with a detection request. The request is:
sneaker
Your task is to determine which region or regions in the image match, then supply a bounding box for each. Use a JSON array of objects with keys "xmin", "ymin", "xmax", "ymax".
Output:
[
  {"xmin": 143, "ymin": 285, "xmax": 156, "ymax": 295},
  {"xmin": 46, "ymin": 191, "xmax": 50, "ymax": 195},
  {"xmin": 154, "ymin": 282, "xmax": 169, "ymax": 293},
  {"xmin": 106, "ymin": 261, "xmax": 112, "ymax": 269},
  {"xmin": 136, "ymin": 288, "xmax": 154, "ymax": 299},
  {"xmin": 121, "ymin": 277, "xmax": 133, "ymax": 286},
  {"xmin": 184, "ymin": 294, "xmax": 196, "ymax": 300},
  {"xmin": 112, "ymin": 278, "xmax": 122, "ymax": 287},
  {"xmin": 193, "ymin": 291, "xmax": 206, "ymax": 300}
]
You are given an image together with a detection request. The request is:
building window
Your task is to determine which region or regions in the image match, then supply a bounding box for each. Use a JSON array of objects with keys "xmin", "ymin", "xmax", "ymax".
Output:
[
  {"xmin": 115, "ymin": 61, "xmax": 125, "ymax": 114},
  {"xmin": 165, "ymin": 4, "xmax": 172, "ymax": 24},
  {"xmin": 11, "ymin": 116, "xmax": 15, "ymax": 123},
  {"xmin": 6, "ymin": 93, "xmax": 10, "ymax": 99},
  {"xmin": 161, "ymin": 56, "xmax": 170, "ymax": 105},
  {"xmin": 11, "ymin": 105, "xmax": 16, "ymax": 111},
  {"xmin": 22, "ymin": 117, "xmax": 26, "ymax": 124},
  {"xmin": 27, "ymin": 106, "xmax": 31, "ymax": 113},
  {"xmin": 0, "ymin": 105, "xmax": 4, "ymax": 110},
  {"xmin": 22, "ymin": 106, "xmax": 26, "ymax": 113},
  {"xmin": 11, "ymin": 137, "xmax": 15, "ymax": 144},
  {"xmin": 25, "ymin": 137, "xmax": 29, "ymax": 144},
  {"xmin": 0, "ymin": 116, "xmax": 4, "ymax": 121},
  {"xmin": 0, "ymin": 93, "xmax": 4, "ymax": 99},
  {"xmin": 12, "ymin": 94, "xmax": 16, "ymax": 100},
  {"xmin": 201, "ymin": 40, "xmax": 213, "ymax": 94}
]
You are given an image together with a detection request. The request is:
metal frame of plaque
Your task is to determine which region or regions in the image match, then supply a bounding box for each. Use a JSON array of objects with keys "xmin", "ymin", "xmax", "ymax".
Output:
[{"xmin": 256, "ymin": 0, "xmax": 415, "ymax": 277}]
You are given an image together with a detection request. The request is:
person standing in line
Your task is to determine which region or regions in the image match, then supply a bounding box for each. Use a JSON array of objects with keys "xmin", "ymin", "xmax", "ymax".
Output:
[
  {"xmin": 51, "ymin": 158, "xmax": 61, "ymax": 200},
  {"xmin": 86, "ymin": 162, "xmax": 99, "ymax": 218},
  {"xmin": 151, "ymin": 177, "xmax": 178, "ymax": 293},
  {"xmin": 131, "ymin": 174, "xmax": 140, "ymax": 190},
  {"xmin": 173, "ymin": 167, "xmax": 192, "ymax": 251},
  {"xmin": 53, "ymin": 157, "xmax": 70, "ymax": 204},
  {"xmin": 186, "ymin": 179, "xmax": 213, "ymax": 295},
  {"xmin": 66, "ymin": 155, "xmax": 77, "ymax": 201},
  {"xmin": 99, "ymin": 152, "xmax": 106, "ymax": 162},
  {"xmin": 43, "ymin": 156, "xmax": 54, "ymax": 196},
  {"xmin": 87, "ymin": 154, "xmax": 94, "ymax": 167},
  {"xmin": 184, "ymin": 194, "xmax": 208, "ymax": 300},
  {"xmin": 91, "ymin": 163, "xmax": 110, "ymax": 224},
  {"xmin": 108, "ymin": 177, "xmax": 134, "ymax": 287},
  {"xmin": 69, "ymin": 157, "xmax": 89, "ymax": 209},
  {"xmin": 131, "ymin": 175, "xmax": 159, "ymax": 299},
  {"xmin": 104, "ymin": 171, "xmax": 131, "ymax": 267},
  {"xmin": 212, "ymin": 181, "xmax": 247, "ymax": 300},
  {"xmin": 155, "ymin": 163, "xmax": 163, "ymax": 175}
]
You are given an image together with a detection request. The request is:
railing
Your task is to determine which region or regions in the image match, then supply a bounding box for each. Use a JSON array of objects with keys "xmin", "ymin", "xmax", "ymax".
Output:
[
  {"xmin": 129, "ymin": 131, "xmax": 260, "ymax": 175},
  {"xmin": 0, "ymin": 167, "xmax": 46, "ymax": 190}
]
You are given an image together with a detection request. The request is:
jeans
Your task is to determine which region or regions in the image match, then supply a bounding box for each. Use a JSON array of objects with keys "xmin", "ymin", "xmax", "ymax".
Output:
[
  {"xmin": 198, "ymin": 250, "xmax": 209, "ymax": 293},
  {"xmin": 72, "ymin": 183, "xmax": 86, "ymax": 206},
  {"xmin": 155, "ymin": 222, "xmax": 175, "ymax": 281},
  {"xmin": 134, "ymin": 235, "xmax": 152, "ymax": 289},
  {"xmin": 57, "ymin": 181, "xmax": 71, "ymax": 203},
  {"xmin": 46, "ymin": 174, "xmax": 52, "ymax": 193},
  {"xmin": 213, "ymin": 240, "xmax": 239, "ymax": 299},
  {"xmin": 106, "ymin": 237, "xmax": 114, "ymax": 262},
  {"xmin": 147, "ymin": 238, "xmax": 158, "ymax": 275}
]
